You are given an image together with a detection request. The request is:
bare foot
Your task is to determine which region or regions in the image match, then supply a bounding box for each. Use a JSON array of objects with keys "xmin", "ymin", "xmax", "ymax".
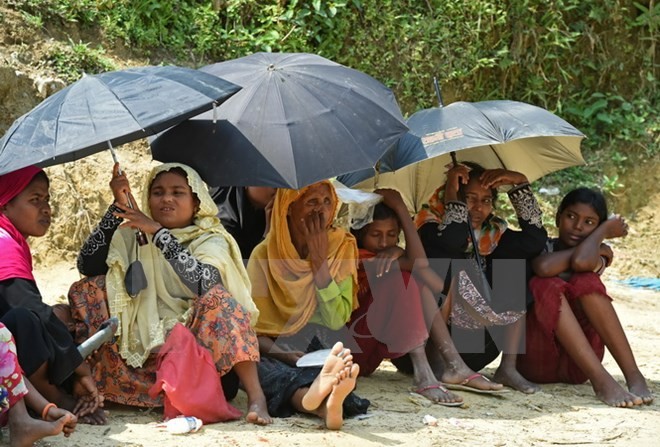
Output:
[
  {"xmin": 627, "ymin": 373, "xmax": 654, "ymax": 405},
  {"xmin": 413, "ymin": 383, "xmax": 463, "ymax": 406},
  {"xmin": 442, "ymin": 365, "xmax": 504, "ymax": 392},
  {"xmin": 44, "ymin": 406, "xmax": 77, "ymax": 437},
  {"xmin": 592, "ymin": 375, "xmax": 643, "ymax": 407},
  {"xmin": 325, "ymin": 363, "xmax": 359, "ymax": 430},
  {"xmin": 246, "ymin": 393, "xmax": 273, "ymax": 425},
  {"xmin": 77, "ymin": 408, "xmax": 107, "ymax": 425},
  {"xmin": 493, "ymin": 367, "xmax": 540, "ymax": 394},
  {"xmin": 302, "ymin": 342, "xmax": 351, "ymax": 411},
  {"xmin": 9, "ymin": 408, "xmax": 73, "ymax": 447}
]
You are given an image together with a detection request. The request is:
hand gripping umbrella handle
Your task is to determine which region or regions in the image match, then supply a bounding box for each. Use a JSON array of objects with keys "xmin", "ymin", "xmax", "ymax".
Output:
[{"xmin": 108, "ymin": 142, "xmax": 148, "ymax": 246}]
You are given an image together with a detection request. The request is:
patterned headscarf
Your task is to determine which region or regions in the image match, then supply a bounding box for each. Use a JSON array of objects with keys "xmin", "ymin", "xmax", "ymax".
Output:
[
  {"xmin": 247, "ymin": 180, "xmax": 359, "ymax": 337},
  {"xmin": 0, "ymin": 166, "xmax": 44, "ymax": 282},
  {"xmin": 414, "ymin": 184, "xmax": 508, "ymax": 256}
]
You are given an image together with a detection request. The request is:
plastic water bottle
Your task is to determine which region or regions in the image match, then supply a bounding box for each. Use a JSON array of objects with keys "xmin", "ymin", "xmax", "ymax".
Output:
[{"xmin": 163, "ymin": 416, "xmax": 203, "ymax": 434}]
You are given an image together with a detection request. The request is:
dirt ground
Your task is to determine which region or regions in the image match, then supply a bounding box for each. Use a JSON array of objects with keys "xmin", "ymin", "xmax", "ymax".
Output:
[
  {"xmin": 10, "ymin": 266, "xmax": 658, "ymax": 447},
  {"xmin": 1, "ymin": 3, "xmax": 658, "ymax": 444},
  {"xmin": 14, "ymin": 196, "xmax": 660, "ymax": 447}
]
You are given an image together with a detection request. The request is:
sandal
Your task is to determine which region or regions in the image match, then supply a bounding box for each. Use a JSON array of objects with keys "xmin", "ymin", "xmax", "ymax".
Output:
[
  {"xmin": 442, "ymin": 373, "xmax": 510, "ymax": 395},
  {"xmin": 411, "ymin": 384, "xmax": 464, "ymax": 407}
]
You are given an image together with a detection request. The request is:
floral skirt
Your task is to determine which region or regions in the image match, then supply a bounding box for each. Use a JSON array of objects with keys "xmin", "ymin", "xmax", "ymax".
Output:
[
  {"xmin": 68, "ymin": 276, "xmax": 260, "ymax": 407},
  {"xmin": 0, "ymin": 323, "xmax": 28, "ymax": 425}
]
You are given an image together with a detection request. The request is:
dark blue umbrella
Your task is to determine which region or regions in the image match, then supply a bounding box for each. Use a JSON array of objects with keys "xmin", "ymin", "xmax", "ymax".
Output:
[
  {"xmin": 0, "ymin": 65, "xmax": 241, "ymax": 175},
  {"xmin": 150, "ymin": 52, "xmax": 408, "ymax": 189}
]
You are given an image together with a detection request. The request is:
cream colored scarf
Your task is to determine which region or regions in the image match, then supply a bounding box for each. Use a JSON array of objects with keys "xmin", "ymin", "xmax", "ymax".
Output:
[{"xmin": 106, "ymin": 163, "xmax": 258, "ymax": 368}]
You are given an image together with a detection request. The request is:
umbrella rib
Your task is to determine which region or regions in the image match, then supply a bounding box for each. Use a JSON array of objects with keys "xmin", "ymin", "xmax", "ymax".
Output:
[
  {"xmin": 287, "ymin": 76, "xmax": 376, "ymax": 176},
  {"xmin": 295, "ymin": 68, "xmax": 405, "ymax": 122},
  {"xmin": 488, "ymin": 144, "xmax": 507, "ymax": 168},
  {"xmin": 51, "ymin": 78, "xmax": 76, "ymax": 157},
  {"xmin": 93, "ymin": 75, "xmax": 143, "ymax": 136}
]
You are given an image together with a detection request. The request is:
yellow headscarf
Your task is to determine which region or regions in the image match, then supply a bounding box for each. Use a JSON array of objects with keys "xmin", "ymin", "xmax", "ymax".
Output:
[
  {"xmin": 247, "ymin": 180, "xmax": 358, "ymax": 337},
  {"xmin": 106, "ymin": 163, "xmax": 258, "ymax": 368}
]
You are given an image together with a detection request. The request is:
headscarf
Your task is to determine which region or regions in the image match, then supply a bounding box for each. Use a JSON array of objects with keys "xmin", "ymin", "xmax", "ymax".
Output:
[
  {"xmin": 0, "ymin": 166, "xmax": 44, "ymax": 282},
  {"xmin": 247, "ymin": 180, "xmax": 358, "ymax": 337},
  {"xmin": 105, "ymin": 163, "xmax": 258, "ymax": 368},
  {"xmin": 414, "ymin": 184, "xmax": 508, "ymax": 256}
]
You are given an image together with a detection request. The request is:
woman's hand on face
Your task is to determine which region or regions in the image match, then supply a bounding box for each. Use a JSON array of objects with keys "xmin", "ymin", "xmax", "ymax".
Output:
[
  {"xmin": 603, "ymin": 214, "xmax": 628, "ymax": 239},
  {"xmin": 110, "ymin": 163, "xmax": 132, "ymax": 205},
  {"xmin": 479, "ymin": 169, "xmax": 528, "ymax": 189},
  {"xmin": 367, "ymin": 246, "xmax": 405, "ymax": 277},
  {"xmin": 302, "ymin": 211, "xmax": 329, "ymax": 261},
  {"xmin": 114, "ymin": 199, "xmax": 162, "ymax": 234}
]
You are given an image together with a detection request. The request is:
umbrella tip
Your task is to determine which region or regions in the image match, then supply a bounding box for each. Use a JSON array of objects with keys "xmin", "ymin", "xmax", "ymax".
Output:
[
  {"xmin": 433, "ymin": 77, "xmax": 444, "ymax": 108},
  {"xmin": 267, "ymin": 63, "xmax": 276, "ymax": 71}
]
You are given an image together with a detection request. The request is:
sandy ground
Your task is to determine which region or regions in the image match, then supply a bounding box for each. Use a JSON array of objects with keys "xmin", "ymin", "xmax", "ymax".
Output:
[{"xmin": 0, "ymin": 264, "xmax": 654, "ymax": 447}]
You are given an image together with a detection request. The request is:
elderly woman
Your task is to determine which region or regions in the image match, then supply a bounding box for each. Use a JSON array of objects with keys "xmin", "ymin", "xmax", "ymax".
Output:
[
  {"xmin": 68, "ymin": 163, "xmax": 271, "ymax": 425},
  {"xmin": 247, "ymin": 180, "xmax": 367, "ymax": 429}
]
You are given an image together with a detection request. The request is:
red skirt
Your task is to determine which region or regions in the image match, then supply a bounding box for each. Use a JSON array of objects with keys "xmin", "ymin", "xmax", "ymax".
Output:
[
  {"xmin": 517, "ymin": 272, "xmax": 609, "ymax": 384},
  {"xmin": 68, "ymin": 276, "xmax": 260, "ymax": 407},
  {"xmin": 347, "ymin": 268, "xmax": 429, "ymax": 376}
]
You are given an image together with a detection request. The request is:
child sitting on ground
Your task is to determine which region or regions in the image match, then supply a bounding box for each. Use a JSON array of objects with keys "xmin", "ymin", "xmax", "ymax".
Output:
[
  {"xmin": 0, "ymin": 322, "xmax": 77, "ymax": 446},
  {"xmin": 348, "ymin": 189, "xmax": 503, "ymax": 405},
  {"xmin": 517, "ymin": 187, "xmax": 653, "ymax": 407}
]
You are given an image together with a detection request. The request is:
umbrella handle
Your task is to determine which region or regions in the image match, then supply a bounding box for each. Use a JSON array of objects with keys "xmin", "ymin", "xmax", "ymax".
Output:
[
  {"xmin": 450, "ymin": 151, "xmax": 486, "ymax": 273},
  {"xmin": 108, "ymin": 142, "xmax": 148, "ymax": 246}
]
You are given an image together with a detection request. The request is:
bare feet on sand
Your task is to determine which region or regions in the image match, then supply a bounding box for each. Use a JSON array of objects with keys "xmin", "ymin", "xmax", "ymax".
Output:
[
  {"xmin": 325, "ymin": 362, "xmax": 359, "ymax": 430},
  {"xmin": 593, "ymin": 375, "xmax": 643, "ymax": 407},
  {"xmin": 44, "ymin": 406, "xmax": 77, "ymax": 437},
  {"xmin": 302, "ymin": 342, "xmax": 352, "ymax": 411},
  {"xmin": 627, "ymin": 372, "xmax": 654, "ymax": 405},
  {"xmin": 9, "ymin": 403, "xmax": 75, "ymax": 447},
  {"xmin": 246, "ymin": 394, "xmax": 273, "ymax": 425},
  {"xmin": 493, "ymin": 367, "xmax": 540, "ymax": 394},
  {"xmin": 77, "ymin": 408, "xmax": 107, "ymax": 425}
]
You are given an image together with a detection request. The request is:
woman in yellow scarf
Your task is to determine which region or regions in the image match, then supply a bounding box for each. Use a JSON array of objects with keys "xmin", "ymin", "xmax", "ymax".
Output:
[
  {"xmin": 67, "ymin": 163, "xmax": 271, "ymax": 425},
  {"xmin": 247, "ymin": 180, "xmax": 368, "ymax": 429}
]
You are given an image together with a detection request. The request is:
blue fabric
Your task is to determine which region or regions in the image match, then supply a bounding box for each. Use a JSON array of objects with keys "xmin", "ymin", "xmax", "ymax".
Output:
[{"xmin": 618, "ymin": 277, "xmax": 660, "ymax": 291}]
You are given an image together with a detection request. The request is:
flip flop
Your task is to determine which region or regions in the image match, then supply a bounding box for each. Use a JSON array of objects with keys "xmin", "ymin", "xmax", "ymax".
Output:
[
  {"xmin": 410, "ymin": 384, "xmax": 464, "ymax": 407},
  {"xmin": 442, "ymin": 373, "xmax": 510, "ymax": 395}
]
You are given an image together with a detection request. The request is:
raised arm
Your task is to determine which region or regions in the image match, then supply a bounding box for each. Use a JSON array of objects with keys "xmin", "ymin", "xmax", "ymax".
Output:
[
  {"xmin": 570, "ymin": 215, "xmax": 628, "ymax": 272},
  {"xmin": 152, "ymin": 229, "xmax": 223, "ymax": 296},
  {"xmin": 77, "ymin": 163, "xmax": 131, "ymax": 276},
  {"xmin": 531, "ymin": 242, "xmax": 576, "ymax": 277}
]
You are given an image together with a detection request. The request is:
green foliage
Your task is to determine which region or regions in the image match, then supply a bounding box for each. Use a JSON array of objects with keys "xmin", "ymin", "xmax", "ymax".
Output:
[
  {"xmin": 45, "ymin": 40, "xmax": 116, "ymax": 82},
  {"xmin": 8, "ymin": 0, "xmax": 100, "ymax": 23},
  {"xmin": 7, "ymin": 0, "xmax": 659, "ymax": 208}
]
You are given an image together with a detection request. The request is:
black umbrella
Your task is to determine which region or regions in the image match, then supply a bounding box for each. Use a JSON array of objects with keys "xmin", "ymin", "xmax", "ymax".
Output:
[
  {"xmin": 0, "ymin": 65, "xmax": 241, "ymax": 175},
  {"xmin": 150, "ymin": 52, "xmax": 408, "ymax": 189}
]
